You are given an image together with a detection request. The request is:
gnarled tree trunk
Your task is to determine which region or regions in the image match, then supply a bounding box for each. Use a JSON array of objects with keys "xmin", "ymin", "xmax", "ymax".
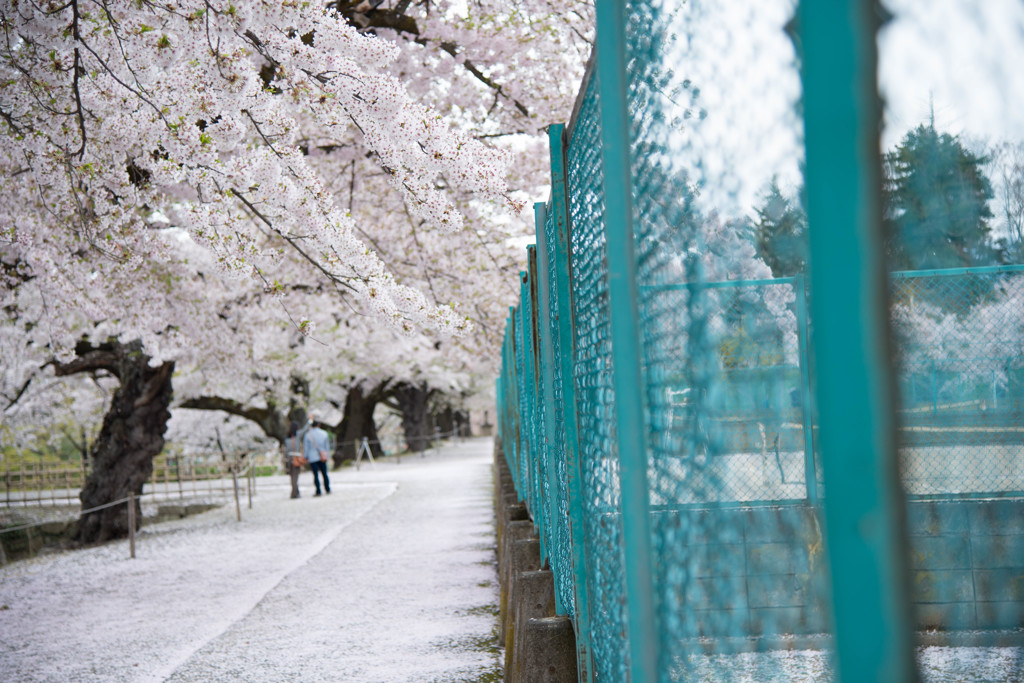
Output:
[
  {"xmin": 332, "ymin": 380, "xmax": 392, "ymax": 466},
  {"xmin": 392, "ymin": 382, "xmax": 436, "ymax": 454},
  {"xmin": 53, "ymin": 339, "xmax": 175, "ymax": 545},
  {"xmin": 434, "ymin": 406, "xmax": 455, "ymax": 437}
]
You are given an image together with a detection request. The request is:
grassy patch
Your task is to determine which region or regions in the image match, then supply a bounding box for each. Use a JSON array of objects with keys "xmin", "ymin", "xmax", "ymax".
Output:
[
  {"xmin": 429, "ymin": 627, "xmax": 503, "ymax": 683},
  {"xmin": 460, "ymin": 603, "xmax": 500, "ymax": 618}
]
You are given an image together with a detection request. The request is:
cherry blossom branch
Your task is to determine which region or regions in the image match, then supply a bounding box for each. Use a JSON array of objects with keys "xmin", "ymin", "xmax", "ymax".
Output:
[
  {"xmin": 230, "ymin": 188, "xmax": 359, "ymax": 293},
  {"xmin": 2, "ymin": 375, "xmax": 35, "ymax": 412},
  {"xmin": 332, "ymin": 1, "xmax": 531, "ymax": 118}
]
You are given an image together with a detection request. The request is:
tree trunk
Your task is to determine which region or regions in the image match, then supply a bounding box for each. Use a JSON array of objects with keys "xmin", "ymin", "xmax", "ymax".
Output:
[
  {"xmin": 394, "ymin": 382, "xmax": 434, "ymax": 453},
  {"xmin": 333, "ymin": 381, "xmax": 390, "ymax": 466},
  {"xmin": 53, "ymin": 339, "xmax": 175, "ymax": 545},
  {"xmin": 455, "ymin": 409, "xmax": 472, "ymax": 437},
  {"xmin": 434, "ymin": 406, "xmax": 455, "ymax": 437}
]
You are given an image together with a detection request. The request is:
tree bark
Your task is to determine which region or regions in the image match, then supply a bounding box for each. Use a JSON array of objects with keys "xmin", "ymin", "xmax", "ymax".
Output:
[
  {"xmin": 435, "ymin": 406, "xmax": 455, "ymax": 436},
  {"xmin": 53, "ymin": 339, "xmax": 175, "ymax": 545},
  {"xmin": 332, "ymin": 380, "xmax": 392, "ymax": 466},
  {"xmin": 455, "ymin": 409, "xmax": 472, "ymax": 437},
  {"xmin": 393, "ymin": 382, "xmax": 436, "ymax": 453}
]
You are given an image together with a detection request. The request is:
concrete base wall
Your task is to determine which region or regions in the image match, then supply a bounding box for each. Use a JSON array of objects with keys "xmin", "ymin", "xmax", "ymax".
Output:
[
  {"xmin": 495, "ymin": 435, "xmax": 1024, "ymax": 679},
  {"xmin": 495, "ymin": 440, "xmax": 579, "ymax": 683},
  {"xmin": 908, "ymin": 498, "xmax": 1024, "ymax": 631},
  {"xmin": 653, "ymin": 498, "xmax": 1024, "ymax": 639}
]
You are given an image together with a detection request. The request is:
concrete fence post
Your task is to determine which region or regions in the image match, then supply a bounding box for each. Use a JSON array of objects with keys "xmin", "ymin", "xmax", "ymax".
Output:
[
  {"xmin": 500, "ymin": 521, "xmax": 539, "ymax": 639},
  {"xmin": 512, "ymin": 616, "xmax": 578, "ymax": 683},
  {"xmin": 507, "ymin": 569, "xmax": 557, "ymax": 679}
]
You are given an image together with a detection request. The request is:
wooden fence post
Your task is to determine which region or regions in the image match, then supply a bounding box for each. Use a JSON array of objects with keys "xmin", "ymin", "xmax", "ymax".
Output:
[
  {"xmin": 128, "ymin": 493, "xmax": 136, "ymax": 559},
  {"xmin": 246, "ymin": 458, "xmax": 253, "ymax": 510},
  {"xmin": 232, "ymin": 465, "xmax": 241, "ymax": 522}
]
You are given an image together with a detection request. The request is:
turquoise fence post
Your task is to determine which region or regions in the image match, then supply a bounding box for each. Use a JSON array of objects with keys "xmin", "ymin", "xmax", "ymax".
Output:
[
  {"xmin": 548, "ymin": 122, "xmax": 595, "ymax": 682},
  {"xmin": 518, "ymin": 275, "xmax": 531, "ymax": 508},
  {"xmin": 534, "ymin": 201, "xmax": 566, "ymax": 617},
  {"xmin": 513, "ymin": 303, "xmax": 526, "ymax": 497},
  {"xmin": 799, "ymin": 2, "xmax": 917, "ymax": 681},
  {"xmin": 795, "ymin": 274, "xmax": 818, "ymax": 503},
  {"xmin": 524, "ymin": 245, "xmax": 549, "ymax": 566},
  {"xmin": 595, "ymin": 2, "xmax": 658, "ymax": 680},
  {"xmin": 502, "ymin": 315, "xmax": 511, "ymax": 481},
  {"xmin": 505, "ymin": 314, "xmax": 520, "ymax": 489}
]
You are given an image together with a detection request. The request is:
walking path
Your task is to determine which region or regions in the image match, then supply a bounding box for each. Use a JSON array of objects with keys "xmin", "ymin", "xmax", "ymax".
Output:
[{"xmin": 0, "ymin": 438, "xmax": 501, "ymax": 682}]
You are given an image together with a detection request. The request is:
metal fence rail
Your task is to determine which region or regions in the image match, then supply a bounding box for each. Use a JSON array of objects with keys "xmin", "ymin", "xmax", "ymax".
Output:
[{"xmin": 497, "ymin": 1, "xmax": 1024, "ymax": 681}]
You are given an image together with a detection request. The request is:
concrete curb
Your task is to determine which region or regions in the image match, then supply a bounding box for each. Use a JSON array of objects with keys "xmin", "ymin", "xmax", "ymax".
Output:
[{"xmin": 494, "ymin": 438, "xmax": 579, "ymax": 683}]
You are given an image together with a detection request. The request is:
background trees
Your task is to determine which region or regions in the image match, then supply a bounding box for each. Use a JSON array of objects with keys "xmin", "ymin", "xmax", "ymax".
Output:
[
  {"xmin": 883, "ymin": 123, "xmax": 999, "ymax": 271},
  {"xmin": 988, "ymin": 141, "xmax": 1024, "ymax": 264},
  {"xmin": 752, "ymin": 122, "xmax": 1013, "ymax": 279},
  {"xmin": 753, "ymin": 180, "xmax": 807, "ymax": 279}
]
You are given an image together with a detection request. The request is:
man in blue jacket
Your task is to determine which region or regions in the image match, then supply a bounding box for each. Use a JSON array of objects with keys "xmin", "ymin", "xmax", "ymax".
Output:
[{"xmin": 303, "ymin": 415, "xmax": 332, "ymax": 496}]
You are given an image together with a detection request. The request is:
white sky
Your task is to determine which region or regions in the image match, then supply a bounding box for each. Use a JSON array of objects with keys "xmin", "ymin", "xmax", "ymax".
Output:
[
  {"xmin": 650, "ymin": 0, "xmax": 1024, "ymax": 223},
  {"xmin": 0, "ymin": 440, "xmax": 501, "ymax": 682},
  {"xmin": 879, "ymin": 0, "xmax": 1024, "ymax": 151}
]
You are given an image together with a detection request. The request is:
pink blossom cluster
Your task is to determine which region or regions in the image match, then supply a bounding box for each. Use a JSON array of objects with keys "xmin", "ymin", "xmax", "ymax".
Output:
[{"xmin": 1, "ymin": 0, "xmax": 594, "ymax": 448}]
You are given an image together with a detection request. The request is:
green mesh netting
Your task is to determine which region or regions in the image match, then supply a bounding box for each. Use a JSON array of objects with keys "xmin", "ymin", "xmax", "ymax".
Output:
[{"xmin": 893, "ymin": 267, "xmax": 1024, "ymax": 497}]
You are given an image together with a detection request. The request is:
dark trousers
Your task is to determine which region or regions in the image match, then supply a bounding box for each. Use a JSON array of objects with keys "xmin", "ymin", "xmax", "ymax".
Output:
[
  {"xmin": 288, "ymin": 463, "xmax": 301, "ymax": 498},
  {"xmin": 311, "ymin": 460, "xmax": 330, "ymax": 494}
]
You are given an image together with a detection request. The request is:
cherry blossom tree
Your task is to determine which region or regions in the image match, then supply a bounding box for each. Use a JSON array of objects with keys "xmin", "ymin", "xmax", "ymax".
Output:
[
  {"xmin": 2, "ymin": 0, "xmax": 593, "ymax": 542},
  {"xmin": 159, "ymin": 1, "xmax": 593, "ymax": 459}
]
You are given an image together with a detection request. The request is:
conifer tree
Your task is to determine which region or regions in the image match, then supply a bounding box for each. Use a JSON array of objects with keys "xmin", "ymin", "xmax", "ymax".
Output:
[{"xmin": 884, "ymin": 123, "xmax": 999, "ymax": 272}]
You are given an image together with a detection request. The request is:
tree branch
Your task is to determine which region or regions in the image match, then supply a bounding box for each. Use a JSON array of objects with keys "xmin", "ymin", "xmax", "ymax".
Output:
[
  {"xmin": 51, "ymin": 344, "xmax": 121, "ymax": 379},
  {"xmin": 2, "ymin": 375, "xmax": 35, "ymax": 413},
  {"xmin": 178, "ymin": 395, "xmax": 288, "ymax": 442},
  {"xmin": 331, "ymin": 2, "xmax": 531, "ymax": 118}
]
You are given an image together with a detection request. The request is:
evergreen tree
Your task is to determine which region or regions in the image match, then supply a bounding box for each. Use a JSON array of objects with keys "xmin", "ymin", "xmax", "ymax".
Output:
[
  {"xmin": 753, "ymin": 180, "xmax": 807, "ymax": 278},
  {"xmin": 884, "ymin": 124, "xmax": 1000, "ymax": 271}
]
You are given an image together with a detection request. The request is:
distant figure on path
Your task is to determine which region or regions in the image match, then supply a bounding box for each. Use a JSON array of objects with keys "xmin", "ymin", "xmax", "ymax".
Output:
[
  {"xmin": 303, "ymin": 416, "xmax": 332, "ymax": 496},
  {"xmin": 284, "ymin": 421, "xmax": 303, "ymax": 499}
]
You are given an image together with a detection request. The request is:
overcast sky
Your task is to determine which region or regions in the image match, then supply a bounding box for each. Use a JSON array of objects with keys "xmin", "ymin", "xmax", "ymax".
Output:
[
  {"xmin": 650, "ymin": 0, "xmax": 1024, "ymax": 223},
  {"xmin": 879, "ymin": 0, "xmax": 1024, "ymax": 151}
]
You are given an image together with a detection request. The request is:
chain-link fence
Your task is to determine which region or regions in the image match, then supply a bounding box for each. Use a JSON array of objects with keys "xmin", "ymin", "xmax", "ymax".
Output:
[
  {"xmin": 496, "ymin": 1, "xmax": 1024, "ymax": 681},
  {"xmin": 893, "ymin": 266, "xmax": 1024, "ymax": 498}
]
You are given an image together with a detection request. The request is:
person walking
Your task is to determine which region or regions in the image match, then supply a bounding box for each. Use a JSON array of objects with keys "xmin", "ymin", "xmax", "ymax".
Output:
[
  {"xmin": 303, "ymin": 416, "xmax": 332, "ymax": 496},
  {"xmin": 283, "ymin": 421, "xmax": 303, "ymax": 499}
]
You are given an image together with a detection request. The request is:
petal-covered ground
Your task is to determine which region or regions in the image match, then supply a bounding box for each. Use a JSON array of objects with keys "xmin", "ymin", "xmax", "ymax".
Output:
[{"xmin": 0, "ymin": 438, "xmax": 501, "ymax": 683}]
